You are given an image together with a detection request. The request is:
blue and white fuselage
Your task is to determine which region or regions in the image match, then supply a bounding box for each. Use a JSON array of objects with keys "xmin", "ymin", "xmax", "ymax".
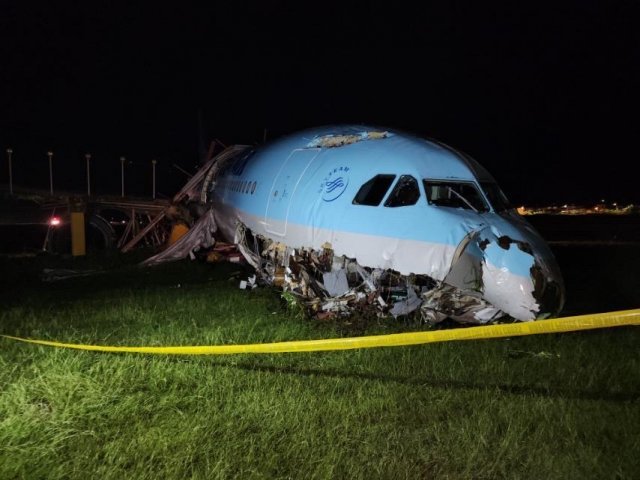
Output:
[{"xmin": 209, "ymin": 125, "xmax": 564, "ymax": 322}]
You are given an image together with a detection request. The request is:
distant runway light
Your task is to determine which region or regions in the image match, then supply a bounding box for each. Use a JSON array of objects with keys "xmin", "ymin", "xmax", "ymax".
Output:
[{"xmin": 49, "ymin": 216, "xmax": 61, "ymax": 227}]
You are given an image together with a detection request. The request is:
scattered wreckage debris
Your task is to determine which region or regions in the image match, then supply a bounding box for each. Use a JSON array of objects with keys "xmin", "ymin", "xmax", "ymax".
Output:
[
  {"xmin": 40, "ymin": 268, "xmax": 104, "ymax": 282},
  {"xmin": 205, "ymin": 242, "xmax": 244, "ymax": 264},
  {"xmin": 141, "ymin": 209, "xmax": 218, "ymax": 266},
  {"xmin": 142, "ymin": 220, "xmax": 545, "ymax": 326},
  {"xmin": 137, "ymin": 144, "xmax": 252, "ymax": 266},
  {"xmin": 120, "ymin": 143, "xmax": 250, "ymax": 254},
  {"xmin": 306, "ymin": 131, "xmax": 389, "ymax": 148},
  {"xmin": 231, "ymin": 223, "xmax": 531, "ymax": 325}
]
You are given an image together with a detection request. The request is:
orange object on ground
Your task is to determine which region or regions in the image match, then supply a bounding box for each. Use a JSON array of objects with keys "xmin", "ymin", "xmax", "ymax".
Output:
[
  {"xmin": 168, "ymin": 223, "xmax": 189, "ymax": 246},
  {"xmin": 71, "ymin": 212, "xmax": 86, "ymax": 256}
]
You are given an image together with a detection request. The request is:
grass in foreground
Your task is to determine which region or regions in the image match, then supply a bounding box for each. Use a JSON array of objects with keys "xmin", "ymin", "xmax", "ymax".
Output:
[{"xmin": 0, "ymin": 252, "xmax": 639, "ymax": 479}]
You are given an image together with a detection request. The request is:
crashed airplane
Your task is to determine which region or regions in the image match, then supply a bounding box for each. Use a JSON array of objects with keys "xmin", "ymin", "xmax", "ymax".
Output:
[{"xmin": 146, "ymin": 125, "xmax": 565, "ymax": 324}]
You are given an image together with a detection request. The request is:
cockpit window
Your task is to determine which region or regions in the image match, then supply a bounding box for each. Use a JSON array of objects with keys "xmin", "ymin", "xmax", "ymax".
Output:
[
  {"xmin": 480, "ymin": 182, "xmax": 512, "ymax": 212},
  {"xmin": 423, "ymin": 180, "xmax": 489, "ymax": 212},
  {"xmin": 384, "ymin": 175, "xmax": 420, "ymax": 207},
  {"xmin": 352, "ymin": 174, "xmax": 396, "ymax": 206}
]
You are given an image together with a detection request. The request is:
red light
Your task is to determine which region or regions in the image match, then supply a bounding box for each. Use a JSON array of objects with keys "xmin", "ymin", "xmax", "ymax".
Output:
[{"xmin": 49, "ymin": 216, "xmax": 61, "ymax": 226}]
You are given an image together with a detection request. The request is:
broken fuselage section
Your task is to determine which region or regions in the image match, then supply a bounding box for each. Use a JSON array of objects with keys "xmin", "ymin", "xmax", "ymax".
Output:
[{"xmin": 205, "ymin": 125, "xmax": 565, "ymax": 324}]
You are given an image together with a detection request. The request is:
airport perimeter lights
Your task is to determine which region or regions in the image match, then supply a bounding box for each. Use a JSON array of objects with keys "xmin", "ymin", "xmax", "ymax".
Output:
[
  {"xmin": 85, "ymin": 153, "xmax": 91, "ymax": 196},
  {"xmin": 120, "ymin": 156, "xmax": 125, "ymax": 197},
  {"xmin": 152, "ymin": 159, "xmax": 157, "ymax": 199},
  {"xmin": 6, "ymin": 148, "xmax": 12, "ymax": 195},
  {"xmin": 47, "ymin": 151, "xmax": 53, "ymax": 195}
]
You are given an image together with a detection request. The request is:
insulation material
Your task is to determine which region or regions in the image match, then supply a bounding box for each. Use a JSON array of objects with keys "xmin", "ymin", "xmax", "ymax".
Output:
[
  {"xmin": 234, "ymin": 225, "xmax": 479, "ymax": 322},
  {"xmin": 306, "ymin": 131, "xmax": 390, "ymax": 148},
  {"xmin": 142, "ymin": 209, "xmax": 217, "ymax": 266}
]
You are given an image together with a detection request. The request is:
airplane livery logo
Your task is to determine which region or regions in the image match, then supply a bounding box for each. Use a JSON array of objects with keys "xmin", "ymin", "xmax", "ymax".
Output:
[{"xmin": 320, "ymin": 166, "xmax": 350, "ymax": 202}]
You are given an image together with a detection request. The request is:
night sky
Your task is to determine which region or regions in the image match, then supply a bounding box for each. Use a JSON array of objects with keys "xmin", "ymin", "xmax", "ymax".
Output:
[{"xmin": 1, "ymin": 2, "xmax": 638, "ymax": 205}]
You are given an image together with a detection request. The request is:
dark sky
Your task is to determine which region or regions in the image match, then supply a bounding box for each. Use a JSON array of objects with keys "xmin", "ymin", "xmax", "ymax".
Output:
[{"xmin": 1, "ymin": 2, "xmax": 638, "ymax": 204}]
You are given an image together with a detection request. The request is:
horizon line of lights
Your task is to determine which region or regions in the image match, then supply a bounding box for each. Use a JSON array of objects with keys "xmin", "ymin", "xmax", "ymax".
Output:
[{"xmin": 517, "ymin": 202, "xmax": 636, "ymax": 216}]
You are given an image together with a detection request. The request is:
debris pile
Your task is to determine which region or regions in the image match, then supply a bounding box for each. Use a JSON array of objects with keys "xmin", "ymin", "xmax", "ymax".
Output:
[{"xmin": 233, "ymin": 224, "xmax": 502, "ymax": 324}]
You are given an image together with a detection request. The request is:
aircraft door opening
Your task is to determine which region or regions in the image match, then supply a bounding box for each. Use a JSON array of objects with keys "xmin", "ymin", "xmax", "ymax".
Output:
[{"xmin": 265, "ymin": 148, "xmax": 320, "ymax": 236}]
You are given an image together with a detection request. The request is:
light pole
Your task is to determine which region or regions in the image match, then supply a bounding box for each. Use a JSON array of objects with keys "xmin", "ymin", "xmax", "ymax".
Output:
[
  {"xmin": 6, "ymin": 148, "xmax": 13, "ymax": 195},
  {"xmin": 47, "ymin": 151, "xmax": 54, "ymax": 195},
  {"xmin": 120, "ymin": 156, "xmax": 125, "ymax": 197},
  {"xmin": 151, "ymin": 159, "xmax": 157, "ymax": 199},
  {"xmin": 85, "ymin": 153, "xmax": 91, "ymax": 196}
]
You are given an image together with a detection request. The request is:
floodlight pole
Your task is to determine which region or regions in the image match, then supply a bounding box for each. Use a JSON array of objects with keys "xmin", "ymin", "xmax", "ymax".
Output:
[
  {"xmin": 85, "ymin": 153, "xmax": 91, "ymax": 196},
  {"xmin": 151, "ymin": 159, "xmax": 157, "ymax": 199},
  {"xmin": 120, "ymin": 156, "xmax": 125, "ymax": 197},
  {"xmin": 47, "ymin": 151, "xmax": 54, "ymax": 195},
  {"xmin": 6, "ymin": 148, "xmax": 13, "ymax": 195}
]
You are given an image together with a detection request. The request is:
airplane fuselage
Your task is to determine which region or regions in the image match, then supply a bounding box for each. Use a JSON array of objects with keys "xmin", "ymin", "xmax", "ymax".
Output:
[{"xmin": 208, "ymin": 125, "xmax": 564, "ymax": 322}]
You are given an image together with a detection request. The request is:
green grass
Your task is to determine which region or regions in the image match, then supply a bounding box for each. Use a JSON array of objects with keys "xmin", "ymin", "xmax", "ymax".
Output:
[{"xmin": 0, "ymin": 252, "xmax": 639, "ymax": 479}]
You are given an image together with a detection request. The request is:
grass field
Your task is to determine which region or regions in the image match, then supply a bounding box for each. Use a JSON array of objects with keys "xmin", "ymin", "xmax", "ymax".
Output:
[{"xmin": 1, "ymin": 246, "xmax": 639, "ymax": 479}]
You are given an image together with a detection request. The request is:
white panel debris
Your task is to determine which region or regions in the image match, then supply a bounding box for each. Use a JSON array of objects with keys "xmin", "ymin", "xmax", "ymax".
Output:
[
  {"xmin": 389, "ymin": 287, "xmax": 422, "ymax": 317},
  {"xmin": 322, "ymin": 269, "xmax": 350, "ymax": 297}
]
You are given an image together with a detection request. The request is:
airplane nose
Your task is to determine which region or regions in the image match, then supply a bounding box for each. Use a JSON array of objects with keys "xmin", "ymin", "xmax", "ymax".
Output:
[
  {"xmin": 438, "ymin": 219, "xmax": 565, "ymax": 323},
  {"xmin": 468, "ymin": 221, "xmax": 565, "ymax": 321},
  {"xmin": 530, "ymin": 260, "xmax": 565, "ymax": 319}
]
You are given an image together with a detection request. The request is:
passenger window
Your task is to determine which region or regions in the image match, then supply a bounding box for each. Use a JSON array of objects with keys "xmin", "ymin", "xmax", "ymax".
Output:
[
  {"xmin": 423, "ymin": 180, "xmax": 488, "ymax": 212},
  {"xmin": 352, "ymin": 174, "xmax": 396, "ymax": 206},
  {"xmin": 384, "ymin": 175, "xmax": 420, "ymax": 207}
]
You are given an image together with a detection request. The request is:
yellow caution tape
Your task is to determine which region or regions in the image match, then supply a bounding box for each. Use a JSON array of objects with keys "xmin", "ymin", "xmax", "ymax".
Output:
[{"xmin": 3, "ymin": 309, "xmax": 639, "ymax": 355}]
